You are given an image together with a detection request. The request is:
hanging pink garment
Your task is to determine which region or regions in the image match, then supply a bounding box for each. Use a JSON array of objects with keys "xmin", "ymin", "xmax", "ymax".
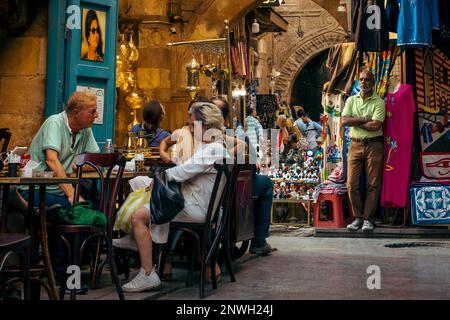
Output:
[{"xmin": 381, "ymin": 84, "xmax": 415, "ymax": 208}]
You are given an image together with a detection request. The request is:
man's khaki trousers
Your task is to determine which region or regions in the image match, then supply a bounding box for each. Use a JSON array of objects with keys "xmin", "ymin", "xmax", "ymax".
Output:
[{"xmin": 346, "ymin": 139, "xmax": 384, "ymax": 221}]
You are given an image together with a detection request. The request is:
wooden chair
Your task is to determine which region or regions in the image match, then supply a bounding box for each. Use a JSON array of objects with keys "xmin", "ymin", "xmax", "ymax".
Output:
[
  {"xmin": 0, "ymin": 233, "xmax": 31, "ymax": 300},
  {"xmin": 0, "ymin": 128, "xmax": 11, "ymax": 157},
  {"xmin": 158, "ymin": 163, "xmax": 238, "ymax": 298},
  {"xmin": 48, "ymin": 153, "xmax": 126, "ymax": 300},
  {"xmin": 0, "ymin": 128, "xmax": 11, "ymax": 171}
]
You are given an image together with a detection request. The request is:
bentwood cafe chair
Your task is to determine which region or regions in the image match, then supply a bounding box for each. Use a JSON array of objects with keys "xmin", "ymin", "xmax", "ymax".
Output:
[{"xmin": 48, "ymin": 153, "xmax": 126, "ymax": 300}]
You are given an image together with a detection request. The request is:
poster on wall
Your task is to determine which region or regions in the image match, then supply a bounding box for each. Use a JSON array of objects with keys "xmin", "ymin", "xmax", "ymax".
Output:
[
  {"xmin": 415, "ymin": 46, "xmax": 450, "ymax": 152},
  {"xmin": 81, "ymin": 9, "xmax": 106, "ymax": 62},
  {"xmin": 76, "ymin": 85, "xmax": 104, "ymax": 124}
]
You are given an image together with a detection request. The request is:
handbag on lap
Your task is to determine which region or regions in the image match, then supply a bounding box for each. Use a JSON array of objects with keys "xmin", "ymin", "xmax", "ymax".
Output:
[{"xmin": 150, "ymin": 169, "xmax": 185, "ymax": 225}]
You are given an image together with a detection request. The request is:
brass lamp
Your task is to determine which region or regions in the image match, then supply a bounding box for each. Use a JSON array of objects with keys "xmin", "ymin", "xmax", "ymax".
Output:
[
  {"xmin": 125, "ymin": 85, "xmax": 148, "ymax": 131},
  {"xmin": 186, "ymin": 57, "xmax": 200, "ymax": 101},
  {"xmin": 117, "ymin": 31, "xmax": 149, "ymax": 131}
]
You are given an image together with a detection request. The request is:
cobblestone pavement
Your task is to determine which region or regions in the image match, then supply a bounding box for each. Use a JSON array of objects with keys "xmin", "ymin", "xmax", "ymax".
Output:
[
  {"xmin": 75, "ymin": 234, "xmax": 450, "ymax": 300},
  {"xmin": 156, "ymin": 237, "xmax": 450, "ymax": 300}
]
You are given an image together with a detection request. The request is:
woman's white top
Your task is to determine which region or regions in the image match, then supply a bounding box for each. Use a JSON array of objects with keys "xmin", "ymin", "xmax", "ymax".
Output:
[{"xmin": 166, "ymin": 141, "xmax": 230, "ymax": 216}]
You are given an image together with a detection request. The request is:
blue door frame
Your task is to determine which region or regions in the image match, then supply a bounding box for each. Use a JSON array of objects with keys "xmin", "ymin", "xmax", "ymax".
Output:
[{"xmin": 45, "ymin": 0, "xmax": 118, "ymax": 150}]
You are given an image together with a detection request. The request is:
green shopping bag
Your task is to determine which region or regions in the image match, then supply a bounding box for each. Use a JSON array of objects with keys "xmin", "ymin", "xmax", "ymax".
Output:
[{"xmin": 58, "ymin": 201, "xmax": 107, "ymax": 227}]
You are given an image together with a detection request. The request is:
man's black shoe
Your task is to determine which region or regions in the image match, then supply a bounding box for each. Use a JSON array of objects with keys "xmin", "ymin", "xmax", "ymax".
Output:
[
  {"xmin": 249, "ymin": 239, "xmax": 273, "ymax": 256},
  {"xmin": 2, "ymin": 287, "xmax": 22, "ymax": 300},
  {"xmin": 56, "ymin": 281, "xmax": 89, "ymax": 295}
]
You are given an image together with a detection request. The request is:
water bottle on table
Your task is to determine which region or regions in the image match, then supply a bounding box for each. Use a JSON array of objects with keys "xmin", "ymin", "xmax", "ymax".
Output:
[{"xmin": 104, "ymin": 139, "xmax": 114, "ymax": 153}]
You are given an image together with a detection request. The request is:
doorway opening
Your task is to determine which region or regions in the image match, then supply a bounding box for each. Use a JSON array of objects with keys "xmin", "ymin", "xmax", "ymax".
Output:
[{"xmin": 290, "ymin": 49, "xmax": 330, "ymax": 122}]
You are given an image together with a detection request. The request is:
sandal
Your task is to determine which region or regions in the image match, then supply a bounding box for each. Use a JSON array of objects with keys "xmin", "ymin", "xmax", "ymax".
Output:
[
  {"xmin": 160, "ymin": 262, "xmax": 172, "ymax": 281},
  {"xmin": 206, "ymin": 265, "xmax": 222, "ymax": 283},
  {"xmin": 161, "ymin": 273, "xmax": 172, "ymax": 281},
  {"xmin": 206, "ymin": 272, "xmax": 222, "ymax": 283}
]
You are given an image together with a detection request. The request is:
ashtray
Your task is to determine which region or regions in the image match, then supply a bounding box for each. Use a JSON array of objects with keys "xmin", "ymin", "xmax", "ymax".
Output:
[
  {"xmin": 43, "ymin": 171, "xmax": 54, "ymax": 178},
  {"xmin": 32, "ymin": 169, "xmax": 44, "ymax": 177}
]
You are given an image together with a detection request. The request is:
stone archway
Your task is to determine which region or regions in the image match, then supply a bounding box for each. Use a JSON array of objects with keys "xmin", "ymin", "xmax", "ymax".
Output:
[
  {"xmin": 187, "ymin": 0, "xmax": 347, "ymax": 40},
  {"xmin": 274, "ymin": 31, "xmax": 347, "ymax": 103}
]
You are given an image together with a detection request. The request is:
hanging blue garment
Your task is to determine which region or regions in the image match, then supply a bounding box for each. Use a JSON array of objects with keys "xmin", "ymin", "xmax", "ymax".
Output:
[
  {"xmin": 397, "ymin": 0, "xmax": 440, "ymax": 47},
  {"xmin": 421, "ymin": 122, "xmax": 433, "ymax": 144},
  {"xmin": 352, "ymin": 0, "xmax": 389, "ymax": 52}
]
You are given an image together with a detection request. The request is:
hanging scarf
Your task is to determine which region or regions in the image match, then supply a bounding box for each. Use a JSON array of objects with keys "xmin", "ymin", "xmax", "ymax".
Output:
[{"xmin": 368, "ymin": 41, "xmax": 403, "ymax": 99}]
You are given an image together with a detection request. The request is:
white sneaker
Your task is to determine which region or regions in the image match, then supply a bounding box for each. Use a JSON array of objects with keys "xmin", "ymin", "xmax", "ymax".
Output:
[
  {"xmin": 113, "ymin": 235, "xmax": 138, "ymax": 251},
  {"xmin": 362, "ymin": 220, "xmax": 375, "ymax": 231},
  {"xmin": 346, "ymin": 218, "xmax": 363, "ymax": 231},
  {"xmin": 122, "ymin": 267, "xmax": 161, "ymax": 293}
]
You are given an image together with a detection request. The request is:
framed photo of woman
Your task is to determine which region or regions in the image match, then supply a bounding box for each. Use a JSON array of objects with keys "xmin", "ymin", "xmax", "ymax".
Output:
[{"xmin": 81, "ymin": 8, "xmax": 106, "ymax": 62}]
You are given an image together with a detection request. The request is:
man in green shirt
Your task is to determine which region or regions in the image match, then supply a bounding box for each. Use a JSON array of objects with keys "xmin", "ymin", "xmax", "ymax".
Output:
[
  {"xmin": 19, "ymin": 91, "xmax": 100, "ymax": 208},
  {"xmin": 341, "ymin": 70, "xmax": 385, "ymax": 231}
]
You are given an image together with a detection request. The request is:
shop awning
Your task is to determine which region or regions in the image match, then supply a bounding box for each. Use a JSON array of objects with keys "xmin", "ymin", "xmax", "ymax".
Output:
[{"xmin": 252, "ymin": 8, "xmax": 289, "ymax": 34}]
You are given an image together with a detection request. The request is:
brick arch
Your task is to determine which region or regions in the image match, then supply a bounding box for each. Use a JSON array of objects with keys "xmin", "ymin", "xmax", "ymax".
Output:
[{"xmin": 274, "ymin": 31, "xmax": 347, "ymax": 103}]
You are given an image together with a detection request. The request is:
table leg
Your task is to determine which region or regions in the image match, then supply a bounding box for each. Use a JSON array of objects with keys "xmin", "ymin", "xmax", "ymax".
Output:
[
  {"xmin": 1, "ymin": 184, "xmax": 9, "ymax": 233},
  {"xmin": 38, "ymin": 185, "xmax": 59, "ymax": 300},
  {"xmin": 307, "ymin": 201, "xmax": 311, "ymax": 226},
  {"xmin": 27, "ymin": 186, "xmax": 40, "ymax": 263}
]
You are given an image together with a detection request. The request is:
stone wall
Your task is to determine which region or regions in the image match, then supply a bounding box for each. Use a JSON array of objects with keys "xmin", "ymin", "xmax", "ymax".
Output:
[
  {"xmin": 273, "ymin": 0, "xmax": 347, "ymax": 102},
  {"xmin": 0, "ymin": 1, "xmax": 48, "ymax": 149}
]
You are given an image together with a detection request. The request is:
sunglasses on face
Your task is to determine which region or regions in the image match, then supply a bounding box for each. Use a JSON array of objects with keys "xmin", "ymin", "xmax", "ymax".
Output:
[{"xmin": 89, "ymin": 28, "xmax": 99, "ymax": 34}]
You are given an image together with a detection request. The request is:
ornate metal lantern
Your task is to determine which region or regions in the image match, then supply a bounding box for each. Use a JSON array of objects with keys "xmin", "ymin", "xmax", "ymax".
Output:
[{"xmin": 186, "ymin": 57, "xmax": 200, "ymax": 101}]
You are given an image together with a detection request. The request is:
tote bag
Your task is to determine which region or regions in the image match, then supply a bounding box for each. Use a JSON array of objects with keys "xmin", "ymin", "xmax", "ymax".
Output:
[{"xmin": 113, "ymin": 187, "xmax": 151, "ymax": 233}]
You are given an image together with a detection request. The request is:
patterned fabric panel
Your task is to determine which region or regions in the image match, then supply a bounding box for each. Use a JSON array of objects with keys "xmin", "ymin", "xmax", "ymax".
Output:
[{"xmin": 410, "ymin": 184, "xmax": 450, "ymax": 225}]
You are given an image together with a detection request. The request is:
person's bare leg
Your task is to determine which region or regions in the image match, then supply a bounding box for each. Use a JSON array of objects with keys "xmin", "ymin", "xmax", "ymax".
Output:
[
  {"xmin": 206, "ymin": 263, "xmax": 221, "ymax": 280},
  {"xmin": 131, "ymin": 207, "xmax": 153, "ymax": 273}
]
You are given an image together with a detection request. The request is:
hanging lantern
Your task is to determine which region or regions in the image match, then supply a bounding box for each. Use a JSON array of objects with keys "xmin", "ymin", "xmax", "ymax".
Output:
[
  {"xmin": 251, "ymin": 19, "xmax": 260, "ymax": 34},
  {"xmin": 166, "ymin": 0, "xmax": 182, "ymax": 22},
  {"xmin": 186, "ymin": 57, "xmax": 200, "ymax": 101},
  {"xmin": 127, "ymin": 33, "xmax": 139, "ymax": 67},
  {"xmin": 125, "ymin": 85, "xmax": 148, "ymax": 130}
]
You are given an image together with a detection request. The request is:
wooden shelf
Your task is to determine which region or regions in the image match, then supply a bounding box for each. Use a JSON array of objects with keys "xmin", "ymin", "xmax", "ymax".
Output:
[{"xmin": 271, "ymin": 199, "xmax": 313, "ymax": 227}]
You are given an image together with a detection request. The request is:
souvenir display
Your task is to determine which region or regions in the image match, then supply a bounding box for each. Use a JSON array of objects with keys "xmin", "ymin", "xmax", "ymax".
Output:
[{"xmin": 263, "ymin": 155, "xmax": 321, "ymax": 200}]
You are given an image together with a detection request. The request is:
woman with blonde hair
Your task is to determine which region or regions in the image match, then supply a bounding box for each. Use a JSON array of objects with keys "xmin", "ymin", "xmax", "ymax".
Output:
[{"xmin": 121, "ymin": 102, "xmax": 228, "ymax": 293}]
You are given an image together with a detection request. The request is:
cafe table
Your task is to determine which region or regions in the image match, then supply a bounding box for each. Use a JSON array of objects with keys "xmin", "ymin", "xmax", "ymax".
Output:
[
  {"xmin": 71, "ymin": 157, "xmax": 173, "ymax": 204},
  {"xmin": 0, "ymin": 176, "xmax": 79, "ymax": 300}
]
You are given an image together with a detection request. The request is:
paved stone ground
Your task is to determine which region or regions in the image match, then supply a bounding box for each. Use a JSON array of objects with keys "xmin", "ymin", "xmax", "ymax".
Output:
[{"xmin": 73, "ymin": 234, "xmax": 449, "ymax": 300}]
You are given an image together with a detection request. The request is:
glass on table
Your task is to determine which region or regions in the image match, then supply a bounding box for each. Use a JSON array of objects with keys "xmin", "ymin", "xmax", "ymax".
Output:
[
  {"xmin": 126, "ymin": 132, "xmax": 137, "ymax": 151},
  {"xmin": 136, "ymin": 131, "xmax": 148, "ymax": 152}
]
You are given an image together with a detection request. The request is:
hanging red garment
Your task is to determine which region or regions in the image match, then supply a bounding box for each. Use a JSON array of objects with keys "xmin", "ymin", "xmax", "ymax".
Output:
[
  {"xmin": 230, "ymin": 46, "xmax": 239, "ymax": 76},
  {"xmin": 243, "ymin": 42, "xmax": 249, "ymax": 78},
  {"xmin": 239, "ymin": 42, "xmax": 247, "ymax": 77},
  {"xmin": 381, "ymin": 84, "xmax": 415, "ymax": 208}
]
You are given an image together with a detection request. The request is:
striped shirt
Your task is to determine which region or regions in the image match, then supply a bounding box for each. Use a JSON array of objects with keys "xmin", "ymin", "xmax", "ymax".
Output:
[{"xmin": 245, "ymin": 115, "xmax": 263, "ymax": 150}]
